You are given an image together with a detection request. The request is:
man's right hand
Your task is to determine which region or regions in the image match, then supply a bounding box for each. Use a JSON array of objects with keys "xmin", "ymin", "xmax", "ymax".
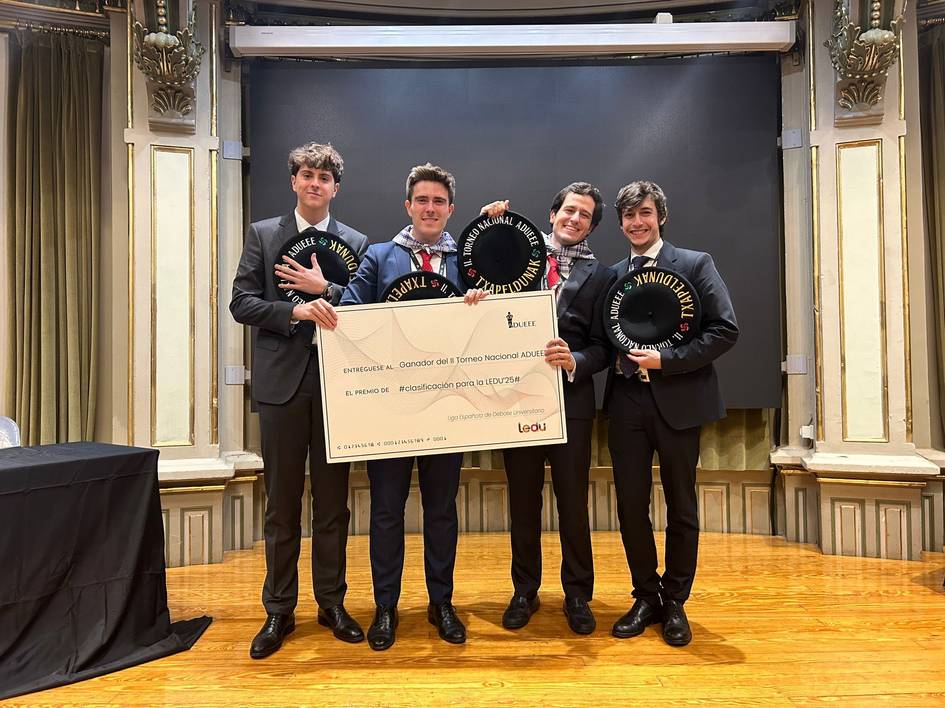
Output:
[
  {"xmin": 292, "ymin": 299, "xmax": 338, "ymax": 330},
  {"xmin": 479, "ymin": 200, "xmax": 510, "ymax": 217}
]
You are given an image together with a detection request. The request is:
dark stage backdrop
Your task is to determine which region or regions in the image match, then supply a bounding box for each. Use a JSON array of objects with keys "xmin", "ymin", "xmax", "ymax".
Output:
[{"xmin": 247, "ymin": 55, "xmax": 782, "ymax": 409}]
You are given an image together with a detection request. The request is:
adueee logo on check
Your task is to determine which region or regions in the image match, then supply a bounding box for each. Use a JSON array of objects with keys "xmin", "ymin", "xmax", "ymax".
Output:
[{"xmin": 506, "ymin": 311, "xmax": 536, "ymax": 329}]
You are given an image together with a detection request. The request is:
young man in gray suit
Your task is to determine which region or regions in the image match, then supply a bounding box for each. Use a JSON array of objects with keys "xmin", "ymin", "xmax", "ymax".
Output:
[
  {"xmin": 230, "ymin": 143, "xmax": 369, "ymax": 659},
  {"xmin": 604, "ymin": 180, "xmax": 738, "ymax": 647}
]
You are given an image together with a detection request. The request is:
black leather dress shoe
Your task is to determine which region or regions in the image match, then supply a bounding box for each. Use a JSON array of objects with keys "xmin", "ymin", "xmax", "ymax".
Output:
[
  {"xmin": 367, "ymin": 605, "xmax": 398, "ymax": 651},
  {"xmin": 563, "ymin": 597, "xmax": 596, "ymax": 635},
  {"xmin": 612, "ymin": 598, "xmax": 662, "ymax": 639},
  {"xmin": 249, "ymin": 613, "xmax": 295, "ymax": 659},
  {"xmin": 661, "ymin": 598, "xmax": 692, "ymax": 646},
  {"xmin": 502, "ymin": 594, "xmax": 540, "ymax": 630},
  {"xmin": 428, "ymin": 602, "xmax": 467, "ymax": 644},
  {"xmin": 317, "ymin": 604, "xmax": 365, "ymax": 643}
]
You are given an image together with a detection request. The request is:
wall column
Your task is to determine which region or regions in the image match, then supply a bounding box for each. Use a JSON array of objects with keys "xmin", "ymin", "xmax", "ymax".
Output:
[
  {"xmin": 774, "ymin": 0, "xmax": 943, "ymax": 559},
  {"xmin": 109, "ymin": 0, "xmax": 259, "ymax": 565}
]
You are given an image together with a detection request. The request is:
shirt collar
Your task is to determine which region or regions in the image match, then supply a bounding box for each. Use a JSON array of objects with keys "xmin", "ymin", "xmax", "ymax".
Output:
[
  {"xmin": 630, "ymin": 237, "xmax": 663, "ymax": 262},
  {"xmin": 295, "ymin": 209, "xmax": 330, "ymax": 234}
]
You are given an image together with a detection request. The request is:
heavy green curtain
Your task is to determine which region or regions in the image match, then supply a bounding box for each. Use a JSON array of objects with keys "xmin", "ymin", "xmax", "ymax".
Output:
[
  {"xmin": 4, "ymin": 31, "xmax": 103, "ymax": 445},
  {"xmin": 920, "ymin": 26, "xmax": 945, "ymax": 444}
]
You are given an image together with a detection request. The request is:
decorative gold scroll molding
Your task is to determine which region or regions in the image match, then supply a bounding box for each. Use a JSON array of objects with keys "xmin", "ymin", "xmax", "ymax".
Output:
[
  {"xmin": 126, "ymin": 7, "xmax": 133, "ymax": 129},
  {"xmin": 210, "ymin": 148, "xmax": 218, "ymax": 446},
  {"xmin": 131, "ymin": 2, "xmax": 204, "ymax": 133},
  {"xmin": 127, "ymin": 142, "xmax": 135, "ymax": 445},
  {"xmin": 807, "ymin": 0, "xmax": 817, "ymax": 132},
  {"xmin": 825, "ymin": 0, "xmax": 907, "ymax": 125},
  {"xmin": 811, "ymin": 146, "xmax": 825, "ymax": 441},
  {"xmin": 899, "ymin": 136, "xmax": 912, "ymax": 441}
]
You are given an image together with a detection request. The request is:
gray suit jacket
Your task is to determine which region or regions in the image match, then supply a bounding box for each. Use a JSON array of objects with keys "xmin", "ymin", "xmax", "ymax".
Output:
[{"xmin": 230, "ymin": 212, "xmax": 369, "ymax": 405}]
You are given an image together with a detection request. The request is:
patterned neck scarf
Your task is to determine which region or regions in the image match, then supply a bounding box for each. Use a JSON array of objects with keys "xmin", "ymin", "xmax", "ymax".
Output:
[
  {"xmin": 545, "ymin": 233, "xmax": 595, "ymax": 281},
  {"xmin": 392, "ymin": 225, "xmax": 457, "ymax": 254}
]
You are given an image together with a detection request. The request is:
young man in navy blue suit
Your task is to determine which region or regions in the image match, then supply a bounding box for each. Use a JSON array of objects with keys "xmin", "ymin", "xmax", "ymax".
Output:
[
  {"xmin": 311, "ymin": 163, "xmax": 485, "ymax": 651},
  {"xmin": 480, "ymin": 184, "xmax": 616, "ymax": 635},
  {"xmin": 604, "ymin": 180, "xmax": 738, "ymax": 647}
]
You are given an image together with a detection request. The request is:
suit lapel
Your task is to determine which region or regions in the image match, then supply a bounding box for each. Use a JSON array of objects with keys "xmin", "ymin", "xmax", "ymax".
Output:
[
  {"xmin": 657, "ymin": 240, "xmax": 679, "ymax": 270},
  {"xmin": 613, "ymin": 256, "xmax": 630, "ymax": 276},
  {"xmin": 556, "ymin": 258, "xmax": 592, "ymax": 315},
  {"xmin": 273, "ymin": 213, "xmax": 297, "ymax": 253},
  {"xmin": 446, "ymin": 251, "xmax": 460, "ymax": 288},
  {"xmin": 391, "ymin": 243, "xmax": 412, "ymax": 275},
  {"xmin": 326, "ymin": 215, "xmax": 339, "ymax": 236}
]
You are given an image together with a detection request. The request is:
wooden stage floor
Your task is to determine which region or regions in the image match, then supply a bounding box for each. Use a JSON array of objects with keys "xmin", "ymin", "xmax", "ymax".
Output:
[{"xmin": 16, "ymin": 532, "xmax": 945, "ymax": 707}]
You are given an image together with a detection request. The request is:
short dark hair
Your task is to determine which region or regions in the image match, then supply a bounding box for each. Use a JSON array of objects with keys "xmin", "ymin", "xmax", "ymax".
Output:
[
  {"xmin": 287, "ymin": 143, "xmax": 344, "ymax": 182},
  {"xmin": 405, "ymin": 163, "xmax": 456, "ymax": 204},
  {"xmin": 613, "ymin": 180, "xmax": 668, "ymax": 223},
  {"xmin": 549, "ymin": 182, "xmax": 604, "ymax": 231}
]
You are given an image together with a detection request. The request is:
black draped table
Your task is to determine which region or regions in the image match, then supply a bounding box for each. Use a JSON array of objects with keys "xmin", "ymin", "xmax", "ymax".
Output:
[{"xmin": 0, "ymin": 442, "xmax": 211, "ymax": 700}]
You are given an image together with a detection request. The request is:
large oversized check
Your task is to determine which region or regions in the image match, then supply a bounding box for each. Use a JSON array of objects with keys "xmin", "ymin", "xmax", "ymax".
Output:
[{"xmin": 316, "ymin": 290, "xmax": 566, "ymax": 463}]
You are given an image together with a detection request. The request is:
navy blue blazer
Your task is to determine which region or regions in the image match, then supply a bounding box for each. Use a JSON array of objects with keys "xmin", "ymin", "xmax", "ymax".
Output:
[
  {"xmin": 603, "ymin": 240, "xmax": 739, "ymax": 430},
  {"xmin": 340, "ymin": 239, "xmax": 464, "ymax": 305}
]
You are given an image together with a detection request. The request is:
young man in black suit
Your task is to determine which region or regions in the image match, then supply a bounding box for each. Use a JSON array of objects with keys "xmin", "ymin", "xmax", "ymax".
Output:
[
  {"xmin": 604, "ymin": 180, "xmax": 738, "ymax": 647},
  {"xmin": 230, "ymin": 143, "xmax": 369, "ymax": 659},
  {"xmin": 481, "ymin": 183, "xmax": 616, "ymax": 635}
]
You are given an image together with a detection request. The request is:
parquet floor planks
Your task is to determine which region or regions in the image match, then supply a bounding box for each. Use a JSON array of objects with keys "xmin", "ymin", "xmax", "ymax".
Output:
[{"xmin": 10, "ymin": 532, "xmax": 945, "ymax": 707}]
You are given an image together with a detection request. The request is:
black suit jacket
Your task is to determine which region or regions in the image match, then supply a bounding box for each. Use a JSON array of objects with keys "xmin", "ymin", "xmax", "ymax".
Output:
[
  {"xmin": 604, "ymin": 241, "xmax": 739, "ymax": 430},
  {"xmin": 229, "ymin": 212, "xmax": 369, "ymax": 405},
  {"xmin": 557, "ymin": 258, "xmax": 617, "ymax": 420}
]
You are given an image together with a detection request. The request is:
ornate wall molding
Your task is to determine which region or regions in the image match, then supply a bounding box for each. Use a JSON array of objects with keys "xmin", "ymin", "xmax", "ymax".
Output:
[
  {"xmin": 825, "ymin": 0, "xmax": 907, "ymax": 125},
  {"xmin": 132, "ymin": 0, "xmax": 204, "ymax": 133}
]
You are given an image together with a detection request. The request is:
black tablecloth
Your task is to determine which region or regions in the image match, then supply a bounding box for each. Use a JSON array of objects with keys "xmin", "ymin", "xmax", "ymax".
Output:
[{"xmin": 0, "ymin": 442, "xmax": 211, "ymax": 700}]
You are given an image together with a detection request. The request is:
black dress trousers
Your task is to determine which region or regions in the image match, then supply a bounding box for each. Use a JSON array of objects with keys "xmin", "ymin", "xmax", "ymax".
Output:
[
  {"xmin": 608, "ymin": 376, "xmax": 701, "ymax": 603},
  {"xmin": 257, "ymin": 354, "xmax": 351, "ymax": 614},
  {"xmin": 367, "ymin": 453, "xmax": 462, "ymax": 607},
  {"xmin": 502, "ymin": 417, "xmax": 595, "ymax": 601}
]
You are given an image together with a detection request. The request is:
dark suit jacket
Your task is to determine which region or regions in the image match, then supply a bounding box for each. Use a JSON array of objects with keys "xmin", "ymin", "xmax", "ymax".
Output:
[
  {"xmin": 230, "ymin": 212, "xmax": 369, "ymax": 405},
  {"xmin": 556, "ymin": 258, "xmax": 617, "ymax": 420},
  {"xmin": 604, "ymin": 241, "xmax": 739, "ymax": 430},
  {"xmin": 340, "ymin": 240, "xmax": 464, "ymax": 305}
]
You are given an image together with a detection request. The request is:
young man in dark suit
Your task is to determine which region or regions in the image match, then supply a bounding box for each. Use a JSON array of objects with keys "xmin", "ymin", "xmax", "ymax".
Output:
[
  {"xmin": 230, "ymin": 143, "xmax": 369, "ymax": 659},
  {"xmin": 604, "ymin": 180, "xmax": 738, "ymax": 647},
  {"xmin": 480, "ymin": 184, "xmax": 616, "ymax": 635},
  {"xmin": 311, "ymin": 163, "xmax": 486, "ymax": 651}
]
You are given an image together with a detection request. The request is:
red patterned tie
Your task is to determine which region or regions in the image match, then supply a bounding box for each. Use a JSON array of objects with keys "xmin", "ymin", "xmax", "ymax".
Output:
[
  {"xmin": 419, "ymin": 250, "xmax": 433, "ymax": 272},
  {"xmin": 546, "ymin": 254, "xmax": 560, "ymax": 289}
]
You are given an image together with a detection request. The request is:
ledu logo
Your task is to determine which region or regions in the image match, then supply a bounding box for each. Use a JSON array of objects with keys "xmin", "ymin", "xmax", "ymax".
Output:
[{"xmin": 517, "ymin": 422, "xmax": 547, "ymax": 433}]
